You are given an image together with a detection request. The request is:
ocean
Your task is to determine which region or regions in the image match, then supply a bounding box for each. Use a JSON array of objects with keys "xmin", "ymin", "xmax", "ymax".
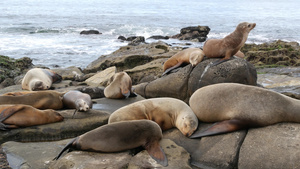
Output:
[{"xmin": 0, "ymin": 0, "xmax": 299, "ymax": 69}]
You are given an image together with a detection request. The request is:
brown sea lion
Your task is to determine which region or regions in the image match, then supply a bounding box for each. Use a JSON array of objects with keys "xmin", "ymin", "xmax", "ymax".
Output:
[
  {"xmin": 104, "ymin": 72, "xmax": 137, "ymax": 99},
  {"xmin": 0, "ymin": 104, "xmax": 63, "ymax": 130},
  {"xmin": 108, "ymin": 97, "xmax": 198, "ymax": 137},
  {"xmin": 162, "ymin": 48, "xmax": 205, "ymax": 75},
  {"xmin": 203, "ymin": 22, "xmax": 256, "ymax": 66},
  {"xmin": 189, "ymin": 83, "xmax": 300, "ymax": 138},
  {"xmin": 62, "ymin": 90, "xmax": 93, "ymax": 117},
  {"xmin": 0, "ymin": 90, "xmax": 64, "ymax": 110},
  {"xmin": 22, "ymin": 68, "xmax": 62, "ymax": 91},
  {"xmin": 53, "ymin": 120, "xmax": 168, "ymax": 167}
]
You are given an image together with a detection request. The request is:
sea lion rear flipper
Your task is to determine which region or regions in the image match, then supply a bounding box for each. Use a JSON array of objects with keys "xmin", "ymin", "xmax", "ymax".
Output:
[
  {"xmin": 211, "ymin": 58, "xmax": 232, "ymax": 67},
  {"xmin": 53, "ymin": 138, "xmax": 77, "ymax": 160},
  {"xmin": 162, "ymin": 62, "xmax": 183, "ymax": 76},
  {"xmin": 0, "ymin": 123, "xmax": 18, "ymax": 130},
  {"xmin": 0, "ymin": 106, "xmax": 25, "ymax": 123},
  {"xmin": 145, "ymin": 142, "xmax": 168, "ymax": 167},
  {"xmin": 189, "ymin": 119, "xmax": 248, "ymax": 138}
]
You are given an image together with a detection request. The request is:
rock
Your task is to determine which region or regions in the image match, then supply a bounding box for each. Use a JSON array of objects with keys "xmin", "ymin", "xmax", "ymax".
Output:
[
  {"xmin": 0, "ymin": 85, "xmax": 22, "ymax": 95},
  {"xmin": 171, "ymin": 26, "xmax": 210, "ymax": 42},
  {"xmin": 52, "ymin": 66, "xmax": 84, "ymax": 81},
  {"xmin": 134, "ymin": 57, "xmax": 257, "ymax": 103},
  {"xmin": 0, "ymin": 109, "xmax": 110, "ymax": 144},
  {"xmin": 126, "ymin": 58, "xmax": 167, "ymax": 84},
  {"xmin": 258, "ymin": 74, "xmax": 300, "ymax": 88},
  {"xmin": 117, "ymin": 35, "xmax": 127, "ymax": 41},
  {"xmin": 0, "ymin": 55, "xmax": 33, "ymax": 84},
  {"xmin": 128, "ymin": 139, "xmax": 191, "ymax": 169},
  {"xmin": 243, "ymin": 40, "xmax": 300, "ymax": 67},
  {"xmin": 50, "ymin": 149, "xmax": 132, "ymax": 169},
  {"xmin": 147, "ymin": 35, "xmax": 169, "ymax": 40},
  {"xmin": 83, "ymin": 41, "xmax": 181, "ymax": 74},
  {"xmin": 77, "ymin": 86, "xmax": 105, "ymax": 99},
  {"xmin": 127, "ymin": 36, "xmax": 145, "ymax": 46},
  {"xmin": 0, "ymin": 78, "xmax": 14, "ymax": 89},
  {"xmin": 80, "ymin": 30, "xmax": 101, "ymax": 35},
  {"xmin": 85, "ymin": 66, "xmax": 116, "ymax": 87},
  {"xmin": 163, "ymin": 126, "xmax": 246, "ymax": 169},
  {"xmin": 239, "ymin": 123, "xmax": 300, "ymax": 169}
]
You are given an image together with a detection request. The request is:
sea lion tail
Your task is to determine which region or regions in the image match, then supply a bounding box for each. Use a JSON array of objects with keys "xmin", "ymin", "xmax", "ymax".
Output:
[
  {"xmin": 145, "ymin": 141, "xmax": 168, "ymax": 167},
  {"xmin": 53, "ymin": 138, "xmax": 77, "ymax": 160},
  {"xmin": 189, "ymin": 119, "xmax": 249, "ymax": 138}
]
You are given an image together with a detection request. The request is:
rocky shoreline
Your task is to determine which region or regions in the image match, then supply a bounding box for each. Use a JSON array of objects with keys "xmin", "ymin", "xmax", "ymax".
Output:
[{"xmin": 1, "ymin": 39, "xmax": 300, "ymax": 168}]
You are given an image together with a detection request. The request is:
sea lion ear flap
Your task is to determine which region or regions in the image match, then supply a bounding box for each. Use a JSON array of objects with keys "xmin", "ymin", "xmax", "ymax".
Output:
[{"xmin": 145, "ymin": 141, "xmax": 168, "ymax": 167}]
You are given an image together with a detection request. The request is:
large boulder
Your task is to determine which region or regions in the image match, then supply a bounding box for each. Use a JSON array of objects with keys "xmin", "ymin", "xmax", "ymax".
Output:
[
  {"xmin": 134, "ymin": 57, "xmax": 257, "ymax": 103},
  {"xmin": 239, "ymin": 123, "xmax": 300, "ymax": 168},
  {"xmin": 171, "ymin": 26, "xmax": 210, "ymax": 42},
  {"xmin": 243, "ymin": 40, "xmax": 300, "ymax": 67},
  {"xmin": 83, "ymin": 41, "xmax": 182, "ymax": 74}
]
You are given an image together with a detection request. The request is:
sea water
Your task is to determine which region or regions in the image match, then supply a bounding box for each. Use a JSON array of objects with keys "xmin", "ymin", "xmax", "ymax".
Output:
[{"xmin": 0, "ymin": 0, "xmax": 299, "ymax": 68}]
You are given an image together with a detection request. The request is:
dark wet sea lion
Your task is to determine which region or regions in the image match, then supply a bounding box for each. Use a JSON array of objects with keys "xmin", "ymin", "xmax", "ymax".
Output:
[{"xmin": 54, "ymin": 120, "xmax": 168, "ymax": 167}]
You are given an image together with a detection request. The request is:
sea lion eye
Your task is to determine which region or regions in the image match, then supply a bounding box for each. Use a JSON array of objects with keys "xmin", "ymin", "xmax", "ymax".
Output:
[{"xmin": 248, "ymin": 24, "xmax": 251, "ymax": 28}]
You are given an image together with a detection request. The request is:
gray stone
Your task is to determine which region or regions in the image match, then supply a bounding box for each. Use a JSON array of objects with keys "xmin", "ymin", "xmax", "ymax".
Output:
[
  {"xmin": 239, "ymin": 123, "xmax": 300, "ymax": 169},
  {"xmin": 163, "ymin": 124, "xmax": 246, "ymax": 169},
  {"xmin": 134, "ymin": 57, "xmax": 257, "ymax": 103},
  {"xmin": 85, "ymin": 66, "xmax": 116, "ymax": 87},
  {"xmin": 52, "ymin": 66, "xmax": 84, "ymax": 81},
  {"xmin": 50, "ymin": 149, "xmax": 132, "ymax": 169},
  {"xmin": 128, "ymin": 139, "xmax": 192, "ymax": 169}
]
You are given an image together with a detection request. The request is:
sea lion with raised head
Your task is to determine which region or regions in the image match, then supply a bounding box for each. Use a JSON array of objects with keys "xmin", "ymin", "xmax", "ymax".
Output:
[
  {"xmin": 62, "ymin": 90, "xmax": 93, "ymax": 117},
  {"xmin": 0, "ymin": 104, "xmax": 63, "ymax": 130},
  {"xmin": 108, "ymin": 97, "xmax": 198, "ymax": 137},
  {"xmin": 203, "ymin": 22, "xmax": 256, "ymax": 66},
  {"xmin": 104, "ymin": 72, "xmax": 137, "ymax": 99},
  {"xmin": 162, "ymin": 48, "xmax": 205, "ymax": 75},
  {"xmin": 0, "ymin": 90, "xmax": 64, "ymax": 110},
  {"xmin": 53, "ymin": 120, "xmax": 168, "ymax": 167},
  {"xmin": 22, "ymin": 68, "xmax": 62, "ymax": 91},
  {"xmin": 189, "ymin": 83, "xmax": 300, "ymax": 138}
]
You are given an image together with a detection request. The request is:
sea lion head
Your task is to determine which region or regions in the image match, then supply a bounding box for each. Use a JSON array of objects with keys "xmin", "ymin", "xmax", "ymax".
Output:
[
  {"xmin": 189, "ymin": 49, "xmax": 205, "ymax": 67},
  {"xmin": 45, "ymin": 110, "xmax": 64, "ymax": 122},
  {"xmin": 75, "ymin": 99, "xmax": 90, "ymax": 111},
  {"xmin": 176, "ymin": 114, "xmax": 198, "ymax": 137},
  {"xmin": 30, "ymin": 80, "xmax": 49, "ymax": 91},
  {"xmin": 237, "ymin": 22, "xmax": 256, "ymax": 33}
]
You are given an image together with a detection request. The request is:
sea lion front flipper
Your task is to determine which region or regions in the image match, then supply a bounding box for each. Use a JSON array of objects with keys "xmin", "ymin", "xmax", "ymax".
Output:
[
  {"xmin": 145, "ymin": 142, "xmax": 168, "ymax": 167},
  {"xmin": 162, "ymin": 62, "xmax": 183, "ymax": 76},
  {"xmin": 189, "ymin": 119, "xmax": 248, "ymax": 138}
]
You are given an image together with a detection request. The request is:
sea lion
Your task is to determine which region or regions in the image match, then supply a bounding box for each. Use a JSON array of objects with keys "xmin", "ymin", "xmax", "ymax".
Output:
[
  {"xmin": 22, "ymin": 68, "xmax": 62, "ymax": 91},
  {"xmin": 104, "ymin": 72, "xmax": 137, "ymax": 99},
  {"xmin": 189, "ymin": 83, "xmax": 300, "ymax": 138},
  {"xmin": 0, "ymin": 104, "xmax": 63, "ymax": 130},
  {"xmin": 62, "ymin": 90, "xmax": 93, "ymax": 117},
  {"xmin": 108, "ymin": 97, "xmax": 198, "ymax": 137},
  {"xmin": 162, "ymin": 48, "xmax": 205, "ymax": 75},
  {"xmin": 0, "ymin": 90, "xmax": 64, "ymax": 110},
  {"xmin": 203, "ymin": 22, "xmax": 256, "ymax": 66},
  {"xmin": 53, "ymin": 120, "xmax": 168, "ymax": 167}
]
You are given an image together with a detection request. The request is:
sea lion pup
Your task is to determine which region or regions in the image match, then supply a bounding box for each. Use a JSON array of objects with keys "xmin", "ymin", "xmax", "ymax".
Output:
[
  {"xmin": 162, "ymin": 48, "xmax": 205, "ymax": 75},
  {"xmin": 22, "ymin": 68, "xmax": 62, "ymax": 91},
  {"xmin": 0, "ymin": 104, "xmax": 63, "ymax": 130},
  {"xmin": 53, "ymin": 120, "xmax": 168, "ymax": 167},
  {"xmin": 104, "ymin": 72, "xmax": 137, "ymax": 99},
  {"xmin": 189, "ymin": 83, "xmax": 300, "ymax": 138},
  {"xmin": 203, "ymin": 22, "xmax": 256, "ymax": 66},
  {"xmin": 108, "ymin": 97, "xmax": 198, "ymax": 137},
  {"xmin": 0, "ymin": 90, "xmax": 64, "ymax": 110},
  {"xmin": 62, "ymin": 90, "xmax": 93, "ymax": 118}
]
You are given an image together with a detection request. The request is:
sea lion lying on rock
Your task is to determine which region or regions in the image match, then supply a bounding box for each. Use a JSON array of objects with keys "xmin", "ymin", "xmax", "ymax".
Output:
[
  {"xmin": 189, "ymin": 83, "xmax": 300, "ymax": 138},
  {"xmin": 54, "ymin": 120, "xmax": 168, "ymax": 167},
  {"xmin": 22, "ymin": 68, "xmax": 62, "ymax": 91},
  {"xmin": 0, "ymin": 104, "xmax": 63, "ymax": 130},
  {"xmin": 0, "ymin": 90, "xmax": 64, "ymax": 110}
]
